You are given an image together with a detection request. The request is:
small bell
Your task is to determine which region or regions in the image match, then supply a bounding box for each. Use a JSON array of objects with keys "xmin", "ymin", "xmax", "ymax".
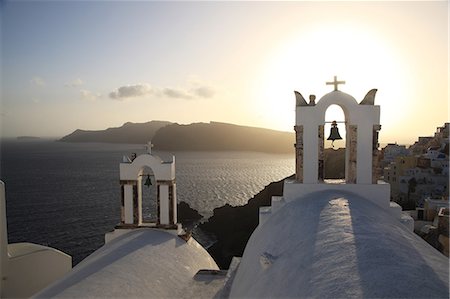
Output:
[
  {"xmin": 144, "ymin": 175, "xmax": 152, "ymax": 187},
  {"xmin": 327, "ymin": 120, "xmax": 343, "ymax": 146}
]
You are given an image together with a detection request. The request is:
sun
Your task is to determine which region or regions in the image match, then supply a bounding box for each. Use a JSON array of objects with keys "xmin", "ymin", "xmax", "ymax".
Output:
[{"xmin": 252, "ymin": 24, "xmax": 411, "ymax": 135}]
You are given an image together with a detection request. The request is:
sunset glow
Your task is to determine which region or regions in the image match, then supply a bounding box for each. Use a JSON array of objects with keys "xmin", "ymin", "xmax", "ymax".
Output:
[{"xmin": 1, "ymin": 1, "xmax": 447, "ymax": 145}]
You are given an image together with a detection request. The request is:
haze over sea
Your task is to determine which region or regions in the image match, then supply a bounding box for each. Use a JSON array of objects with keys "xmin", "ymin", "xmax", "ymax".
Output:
[{"xmin": 1, "ymin": 140, "xmax": 294, "ymax": 265}]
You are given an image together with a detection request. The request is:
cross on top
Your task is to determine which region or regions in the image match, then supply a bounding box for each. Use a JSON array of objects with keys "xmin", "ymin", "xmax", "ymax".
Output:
[
  {"xmin": 326, "ymin": 76, "xmax": 346, "ymax": 91},
  {"xmin": 147, "ymin": 141, "xmax": 154, "ymax": 154}
]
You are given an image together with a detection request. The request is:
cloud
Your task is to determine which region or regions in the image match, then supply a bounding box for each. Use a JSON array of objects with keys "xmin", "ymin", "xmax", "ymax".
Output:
[
  {"xmin": 65, "ymin": 78, "xmax": 84, "ymax": 87},
  {"xmin": 32, "ymin": 98, "xmax": 40, "ymax": 103},
  {"xmin": 162, "ymin": 85, "xmax": 215, "ymax": 99},
  {"xmin": 80, "ymin": 89, "xmax": 101, "ymax": 101},
  {"xmin": 191, "ymin": 86, "xmax": 215, "ymax": 98},
  {"xmin": 30, "ymin": 76, "xmax": 45, "ymax": 86},
  {"xmin": 109, "ymin": 84, "xmax": 153, "ymax": 99},
  {"xmin": 162, "ymin": 88, "xmax": 193, "ymax": 99},
  {"xmin": 109, "ymin": 81, "xmax": 215, "ymax": 101}
]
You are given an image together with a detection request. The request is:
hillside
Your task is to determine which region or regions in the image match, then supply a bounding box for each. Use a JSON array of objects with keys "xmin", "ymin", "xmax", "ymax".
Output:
[
  {"xmin": 151, "ymin": 122, "xmax": 294, "ymax": 153},
  {"xmin": 59, "ymin": 121, "xmax": 171, "ymax": 144},
  {"xmin": 60, "ymin": 120, "xmax": 295, "ymax": 153}
]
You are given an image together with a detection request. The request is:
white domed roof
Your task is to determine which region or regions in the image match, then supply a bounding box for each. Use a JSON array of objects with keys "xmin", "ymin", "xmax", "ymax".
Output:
[
  {"xmin": 230, "ymin": 190, "xmax": 449, "ymax": 298},
  {"xmin": 36, "ymin": 229, "xmax": 219, "ymax": 298}
]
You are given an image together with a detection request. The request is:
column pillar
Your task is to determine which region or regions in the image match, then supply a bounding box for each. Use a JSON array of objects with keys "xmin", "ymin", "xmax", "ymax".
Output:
[
  {"xmin": 372, "ymin": 124, "xmax": 382, "ymax": 184},
  {"xmin": 158, "ymin": 184, "xmax": 169, "ymax": 225},
  {"xmin": 132, "ymin": 185, "xmax": 139, "ymax": 225},
  {"xmin": 157, "ymin": 180, "xmax": 177, "ymax": 226},
  {"xmin": 347, "ymin": 125, "xmax": 357, "ymax": 184},
  {"xmin": 318, "ymin": 125, "xmax": 324, "ymax": 181},
  {"xmin": 169, "ymin": 183, "xmax": 177, "ymax": 225},
  {"xmin": 120, "ymin": 180, "xmax": 137, "ymax": 225},
  {"xmin": 137, "ymin": 177, "xmax": 143, "ymax": 224},
  {"xmin": 294, "ymin": 125, "xmax": 304, "ymax": 183}
]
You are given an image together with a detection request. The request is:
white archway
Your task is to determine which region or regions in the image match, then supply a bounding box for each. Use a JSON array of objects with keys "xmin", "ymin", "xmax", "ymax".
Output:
[
  {"xmin": 322, "ymin": 104, "xmax": 346, "ymax": 180},
  {"xmin": 295, "ymin": 89, "xmax": 381, "ymax": 184},
  {"xmin": 138, "ymin": 166, "xmax": 157, "ymax": 223},
  {"xmin": 119, "ymin": 149, "xmax": 177, "ymax": 228}
]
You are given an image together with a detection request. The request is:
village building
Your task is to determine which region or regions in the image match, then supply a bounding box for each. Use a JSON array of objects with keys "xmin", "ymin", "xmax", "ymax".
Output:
[
  {"xmin": 381, "ymin": 123, "xmax": 449, "ymax": 257},
  {"xmin": 423, "ymin": 198, "xmax": 450, "ymax": 222},
  {"xmin": 382, "ymin": 143, "xmax": 410, "ymax": 167},
  {"xmin": 383, "ymin": 155, "xmax": 417, "ymax": 199},
  {"xmin": 382, "ymin": 123, "xmax": 449, "ymax": 207}
]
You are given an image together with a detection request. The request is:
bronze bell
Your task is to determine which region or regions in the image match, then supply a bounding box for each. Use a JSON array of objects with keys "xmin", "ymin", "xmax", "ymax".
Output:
[
  {"xmin": 327, "ymin": 120, "xmax": 342, "ymax": 146},
  {"xmin": 144, "ymin": 175, "xmax": 152, "ymax": 187}
]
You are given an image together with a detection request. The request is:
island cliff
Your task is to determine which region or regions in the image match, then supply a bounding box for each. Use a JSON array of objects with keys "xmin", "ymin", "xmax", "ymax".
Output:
[
  {"xmin": 152, "ymin": 122, "xmax": 294, "ymax": 153},
  {"xmin": 60, "ymin": 121, "xmax": 295, "ymax": 153},
  {"xmin": 59, "ymin": 121, "xmax": 171, "ymax": 144}
]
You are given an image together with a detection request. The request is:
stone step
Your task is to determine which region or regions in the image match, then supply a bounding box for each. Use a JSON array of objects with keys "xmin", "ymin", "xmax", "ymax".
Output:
[
  {"xmin": 388, "ymin": 201, "xmax": 402, "ymax": 218},
  {"xmin": 259, "ymin": 206, "xmax": 272, "ymax": 226},
  {"xmin": 399, "ymin": 212, "xmax": 414, "ymax": 231},
  {"xmin": 271, "ymin": 196, "xmax": 286, "ymax": 214}
]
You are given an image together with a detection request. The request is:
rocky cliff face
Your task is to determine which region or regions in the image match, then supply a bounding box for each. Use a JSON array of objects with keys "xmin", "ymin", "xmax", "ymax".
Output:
[
  {"xmin": 178, "ymin": 201, "xmax": 203, "ymax": 230},
  {"xmin": 59, "ymin": 121, "xmax": 171, "ymax": 144},
  {"xmin": 198, "ymin": 176, "xmax": 289, "ymax": 269},
  {"xmin": 152, "ymin": 122, "xmax": 294, "ymax": 153}
]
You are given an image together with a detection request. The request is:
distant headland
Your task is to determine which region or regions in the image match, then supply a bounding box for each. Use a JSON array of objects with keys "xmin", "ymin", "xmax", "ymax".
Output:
[
  {"xmin": 59, "ymin": 121, "xmax": 296, "ymax": 153},
  {"xmin": 16, "ymin": 136, "xmax": 41, "ymax": 140},
  {"xmin": 59, "ymin": 120, "xmax": 171, "ymax": 144}
]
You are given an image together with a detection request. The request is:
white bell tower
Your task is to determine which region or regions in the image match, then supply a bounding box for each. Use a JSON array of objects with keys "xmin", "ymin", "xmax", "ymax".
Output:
[
  {"xmin": 118, "ymin": 142, "xmax": 178, "ymax": 229},
  {"xmin": 284, "ymin": 77, "xmax": 390, "ymax": 209},
  {"xmin": 295, "ymin": 76, "xmax": 381, "ymax": 184}
]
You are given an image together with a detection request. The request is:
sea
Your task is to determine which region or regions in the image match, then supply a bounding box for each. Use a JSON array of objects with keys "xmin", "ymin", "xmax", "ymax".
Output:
[{"xmin": 0, "ymin": 140, "xmax": 294, "ymax": 265}]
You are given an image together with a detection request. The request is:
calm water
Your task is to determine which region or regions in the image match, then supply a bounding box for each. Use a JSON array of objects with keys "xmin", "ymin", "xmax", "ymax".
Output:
[{"xmin": 0, "ymin": 140, "xmax": 294, "ymax": 265}]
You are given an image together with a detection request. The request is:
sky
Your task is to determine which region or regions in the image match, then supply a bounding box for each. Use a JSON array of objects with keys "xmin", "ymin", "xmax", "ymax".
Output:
[{"xmin": 1, "ymin": 1, "xmax": 448, "ymax": 144}]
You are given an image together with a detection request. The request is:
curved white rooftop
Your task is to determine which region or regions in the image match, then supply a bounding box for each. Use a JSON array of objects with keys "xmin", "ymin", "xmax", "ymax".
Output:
[
  {"xmin": 35, "ymin": 229, "xmax": 219, "ymax": 298},
  {"xmin": 230, "ymin": 190, "xmax": 449, "ymax": 298}
]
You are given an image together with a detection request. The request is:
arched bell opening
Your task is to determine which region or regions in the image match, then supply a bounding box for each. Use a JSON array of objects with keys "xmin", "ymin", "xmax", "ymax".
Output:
[
  {"xmin": 138, "ymin": 166, "xmax": 157, "ymax": 224},
  {"xmin": 320, "ymin": 104, "xmax": 346, "ymax": 181},
  {"xmin": 325, "ymin": 104, "xmax": 346, "ymax": 149}
]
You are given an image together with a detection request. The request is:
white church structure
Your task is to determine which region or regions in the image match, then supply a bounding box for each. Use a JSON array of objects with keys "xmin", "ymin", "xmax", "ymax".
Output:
[
  {"xmin": 117, "ymin": 143, "xmax": 177, "ymax": 229},
  {"xmin": 1, "ymin": 78, "xmax": 448, "ymax": 298},
  {"xmin": 230, "ymin": 78, "xmax": 449, "ymax": 298},
  {"xmin": 284, "ymin": 76, "xmax": 402, "ymax": 217}
]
